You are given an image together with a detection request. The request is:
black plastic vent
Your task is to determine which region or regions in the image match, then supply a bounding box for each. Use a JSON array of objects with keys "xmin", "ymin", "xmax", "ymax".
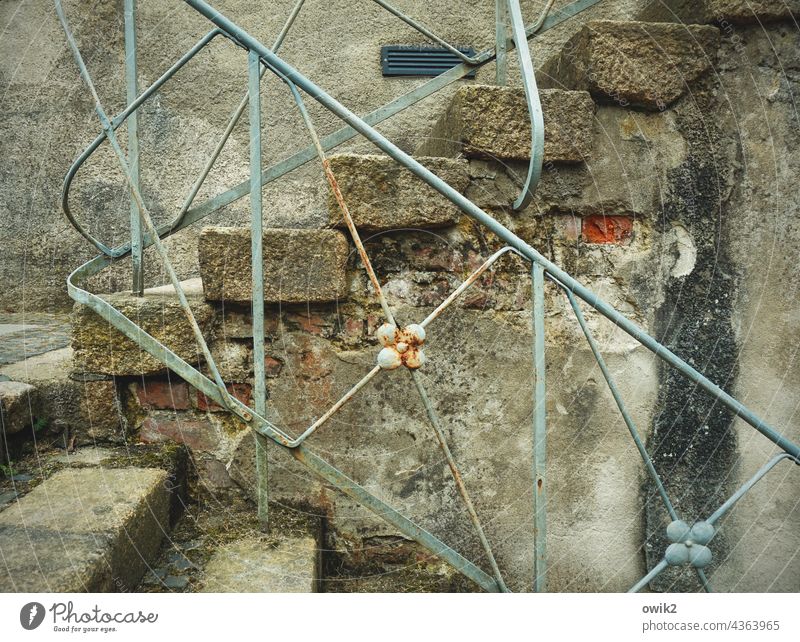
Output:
[{"xmin": 381, "ymin": 45, "xmax": 476, "ymax": 78}]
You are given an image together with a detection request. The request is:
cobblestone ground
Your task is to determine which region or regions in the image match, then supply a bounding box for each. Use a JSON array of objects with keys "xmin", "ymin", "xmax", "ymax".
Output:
[{"xmin": 0, "ymin": 313, "xmax": 71, "ymax": 366}]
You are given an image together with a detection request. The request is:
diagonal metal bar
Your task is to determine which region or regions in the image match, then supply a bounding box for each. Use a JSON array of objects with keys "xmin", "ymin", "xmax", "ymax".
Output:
[
  {"xmin": 562, "ymin": 286, "xmax": 679, "ymax": 521},
  {"xmin": 280, "ymin": 75, "xmax": 397, "ymax": 326},
  {"xmin": 369, "ymin": 0, "xmax": 480, "ymax": 64},
  {"xmin": 629, "ymin": 559, "xmax": 669, "ymax": 593},
  {"xmin": 707, "ymin": 453, "xmax": 798, "ymax": 526},
  {"xmin": 62, "ymin": 28, "xmax": 224, "ymax": 257},
  {"xmin": 409, "ymin": 370, "xmax": 509, "ymax": 592},
  {"xmin": 420, "ymin": 246, "xmax": 520, "ymax": 328},
  {"xmin": 291, "ymin": 443, "xmax": 502, "ymax": 592}
]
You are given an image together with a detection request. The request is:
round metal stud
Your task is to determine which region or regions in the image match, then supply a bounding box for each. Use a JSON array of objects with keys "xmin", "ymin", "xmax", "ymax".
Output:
[
  {"xmin": 665, "ymin": 542, "xmax": 689, "ymax": 566},
  {"xmin": 666, "ymin": 520, "xmax": 691, "ymax": 543},
  {"xmin": 377, "ymin": 346, "xmax": 402, "ymax": 370}
]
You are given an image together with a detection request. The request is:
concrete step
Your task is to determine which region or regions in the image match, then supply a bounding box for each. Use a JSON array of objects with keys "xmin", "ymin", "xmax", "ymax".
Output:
[
  {"xmin": 0, "ymin": 444, "xmax": 188, "ymax": 591},
  {"xmin": 325, "ymin": 153, "xmax": 470, "ymax": 231},
  {"xmin": 541, "ymin": 20, "xmax": 719, "ymax": 109},
  {"xmin": 416, "ymin": 86, "xmax": 594, "ymax": 163},
  {"xmin": 0, "ymin": 347, "xmax": 125, "ymax": 446},
  {"xmin": 199, "ymin": 535, "xmax": 318, "ymax": 592},
  {"xmin": 137, "ymin": 496, "xmax": 322, "ymax": 593},
  {"xmin": 198, "ymin": 227, "xmax": 349, "ymax": 304}
]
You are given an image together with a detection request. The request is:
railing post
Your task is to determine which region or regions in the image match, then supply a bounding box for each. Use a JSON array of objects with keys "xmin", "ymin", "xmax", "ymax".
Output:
[
  {"xmin": 249, "ymin": 49, "xmax": 269, "ymax": 529},
  {"xmin": 495, "ymin": 0, "xmax": 508, "ymax": 85},
  {"xmin": 124, "ymin": 0, "xmax": 143, "ymax": 295},
  {"xmin": 531, "ymin": 261, "xmax": 547, "ymax": 591}
]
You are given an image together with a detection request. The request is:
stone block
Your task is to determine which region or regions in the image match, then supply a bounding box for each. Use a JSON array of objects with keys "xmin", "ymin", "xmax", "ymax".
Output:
[
  {"xmin": 0, "ymin": 380, "xmax": 37, "ymax": 435},
  {"xmin": 79, "ymin": 379, "xmax": 126, "ymax": 443},
  {"xmin": 71, "ymin": 286, "xmax": 215, "ymax": 377},
  {"xmin": 199, "ymin": 536, "xmax": 318, "ymax": 592},
  {"xmin": 198, "ymin": 227, "xmax": 349, "ymax": 304},
  {"xmin": 0, "ymin": 467, "xmax": 170, "ymax": 591},
  {"xmin": 639, "ymin": 0, "xmax": 800, "ymax": 24},
  {"xmin": 417, "ymin": 86, "xmax": 594, "ymax": 162},
  {"xmin": 326, "ymin": 154, "xmax": 469, "ymax": 231},
  {"xmin": 542, "ymin": 21, "xmax": 719, "ymax": 109}
]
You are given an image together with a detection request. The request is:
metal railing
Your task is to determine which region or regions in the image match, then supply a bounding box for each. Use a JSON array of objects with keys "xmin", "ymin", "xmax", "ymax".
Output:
[{"xmin": 55, "ymin": 0, "xmax": 798, "ymax": 592}]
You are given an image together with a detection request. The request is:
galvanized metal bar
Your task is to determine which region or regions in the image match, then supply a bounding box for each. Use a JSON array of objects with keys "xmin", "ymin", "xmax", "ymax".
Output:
[
  {"xmin": 420, "ymin": 247, "xmax": 520, "ymax": 328},
  {"xmin": 707, "ymin": 453, "xmax": 798, "ymax": 526},
  {"xmin": 181, "ymin": 0, "xmax": 799, "ymax": 460},
  {"xmin": 409, "ymin": 370, "xmax": 509, "ymax": 592},
  {"xmin": 280, "ymin": 77, "xmax": 397, "ymax": 326},
  {"xmin": 628, "ymin": 559, "xmax": 669, "ymax": 593},
  {"xmin": 124, "ymin": 0, "xmax": 143, "ymax": 295},
  {"xmin": 506, "ymin": 0, "xmax": 544, "ymax": 211},
  {"xmin": 531, "ymin": 262, "xmax": 547, "ymax": 591},
  {"xmin": 249, "ymin": 50, "xmax": 269, "ymax": 528},
  {"xmin": 695, "ymin": 568, "xmax": 713, "ymax": 593},
  {"xmin": 495, "ymin": 0, "xmax": 508, "ymax": 85},
  {"xmin": 181, "ymin": 0, "xmax": 604, "ymax": 225},
  {"xmin": 563, "ymin": 287, "xmax": 679, "ymax": 521},
  {"xmin": 293, "ymin": 366, "xmax": 382, "ymax": 444},
  {"xmin": 370, "ymin": 0, "xmax": 480, "ymax": 64}
]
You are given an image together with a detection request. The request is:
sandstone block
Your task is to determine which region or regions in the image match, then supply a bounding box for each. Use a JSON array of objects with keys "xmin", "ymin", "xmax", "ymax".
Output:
[
  {"xmin": 199, "ymin": 536, "xmax": 318, "ymax": 592},
  {"xmin": 198, "ymin": 227, "xmax": 349, "ymax": 304},
  {"xmin": 71, "ymin": 286, "xmax": 215, "ymax": 377},
  {"xmin": 640, "ymin": 0, "xmax": 799, "ymax": 24},
  {"xmin": 543, "ymin": 21, "xmax": 719, "ymax": 109},
  {"xmin": 326, "ymin": 154, "xmax": 469, "ymax": 230},
  {"xmin": 418, "ymin": 86, "xmax": 594, "ymax": 162},
  {"xmin": 0, "ymin": 467, "xmax": 170, "ymax": 591},
  {"xmin": 0, "ymin": 380, "xmax": 37, "ymax": 435}
]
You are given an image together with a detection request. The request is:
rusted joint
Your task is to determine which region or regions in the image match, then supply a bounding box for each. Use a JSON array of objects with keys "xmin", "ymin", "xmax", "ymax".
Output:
[{"xmin": 376, "ymin": 322, "xmax": 426, "ymax": 370}]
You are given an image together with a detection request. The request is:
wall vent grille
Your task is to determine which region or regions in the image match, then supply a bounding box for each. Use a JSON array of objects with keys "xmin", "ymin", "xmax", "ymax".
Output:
[{"xmin": 381, "ymin": 45, "xmax": 476, "ymax": 77}]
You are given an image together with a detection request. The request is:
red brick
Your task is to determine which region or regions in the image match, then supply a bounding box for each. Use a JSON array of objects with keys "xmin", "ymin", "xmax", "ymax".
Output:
[
  {"xmin": 582, "ymin": 215, "xmax": 634, "ymax": 244},
  {"xmin": 264, "ymin": 356, "xmax": 283, "ymax": 377},
  {"xmin": 139, "ymin": 417, "xmax": 217, "ymax": 451},
  {"xmin": 135, "ymin": 380, "xmax": 190, "ymax": 410},
  {"xmin": 196, "ymin": 383, "xmax": 252, "ymax": 412}
]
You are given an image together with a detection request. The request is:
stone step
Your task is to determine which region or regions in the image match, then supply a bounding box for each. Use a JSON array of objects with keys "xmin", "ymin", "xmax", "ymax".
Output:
[
  {"xmin": 0, "ymin": 347, "xmax": 125, "ymax": 446},
  {"xmin": 416, "ymin": 86, "xmax": 595, "ymax": 163},
  {"xmin": 0, "ymin": 380, "xmax": 38, "ymax": 436},
  {"xmin": 71, "ymin": 280, "xmax": 215, "ymax": 377},
  {"xmin": 199, "ymin": 535, "xmax": 319, "ymax": 592},
  {"xmin": 540, "ymin": 20, "xmax": 719, "ymax": 109},
  {"xmin": 0, "ymin": 463, "xmax": 174, "ymax": 591},
  {"xmin": 326, "ymin": 154, "xmax": 470, "ymax": 231},
  {"xmin": 198, "ymin": 227, "xmax": 349, "ymax": 304},
  {"xmin": 639, "ymin": 0, "xmax": 799, "ymax": 24}
]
